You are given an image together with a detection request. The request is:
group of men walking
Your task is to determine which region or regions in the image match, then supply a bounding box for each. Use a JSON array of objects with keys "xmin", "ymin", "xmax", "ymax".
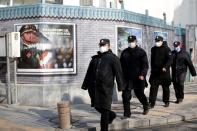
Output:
[{"xmin": 82, "ymin": 35, "xmax": 196, "ymax": 131}]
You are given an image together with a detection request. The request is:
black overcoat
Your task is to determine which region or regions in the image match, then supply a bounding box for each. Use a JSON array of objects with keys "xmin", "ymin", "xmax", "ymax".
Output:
[
  {"xmin": 171, "ymin": 49, "xmax": 196, "ymax": 83},
  {"xmin": 120, "ymin": 46, "xmax": 149, "ymax": 89},
  {"xmin": 82, "ymin": 50, "xmax": 124, "ymax": 110},
  {"xmin": 149, "ymin": 45, "xmax": 173, "ymax": 86}
]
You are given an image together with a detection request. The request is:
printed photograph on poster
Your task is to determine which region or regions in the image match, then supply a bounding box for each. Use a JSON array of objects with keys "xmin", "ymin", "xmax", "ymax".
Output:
[
  {"xmin": 15, "ymin": 23, "xmax": 76, "ymax": 75},
  {"xmin": 117, "ymin": 26, "xmax": 142, "ymax": 57}
]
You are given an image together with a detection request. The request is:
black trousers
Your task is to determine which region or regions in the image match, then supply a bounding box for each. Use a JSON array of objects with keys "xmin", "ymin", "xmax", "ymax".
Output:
[
  {"xmin": 122, "ymin": 88, "xmax": 149, "ymax": 117},
  {"xmin": 173, "ymin": 82, "xmax": 184, "ymax": 100},
  {"xmin": 172, "ymin": 73, "xmax": 186, "ymax": 100},
  {"xmin": 149, "ymin": 83, "xmax": 170, "ymax": 105},
  {"xmin": 95, "ymin": 108, "xmax": 116, "ymax": 131}
]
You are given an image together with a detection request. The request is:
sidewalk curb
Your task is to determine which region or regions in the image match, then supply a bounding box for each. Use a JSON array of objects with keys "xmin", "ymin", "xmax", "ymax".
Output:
[{"xmin": 63, "ymin": 110, "xmax": 197, "ymax": 131}]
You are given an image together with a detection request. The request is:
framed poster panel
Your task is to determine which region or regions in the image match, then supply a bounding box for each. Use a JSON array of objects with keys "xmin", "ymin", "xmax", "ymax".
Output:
[
  {"xmin": 117, "ymin": 26, "xmax": 142, "ymax": 57},
  {"xmin": 15, "ymin": 22, "xmax": 76, "ymax": 75}
]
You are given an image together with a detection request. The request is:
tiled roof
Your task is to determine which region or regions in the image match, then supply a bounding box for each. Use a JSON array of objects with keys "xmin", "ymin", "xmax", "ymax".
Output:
[{"xmin": 0, "ymin": 4, "xmax": 173, "ymax": 29}]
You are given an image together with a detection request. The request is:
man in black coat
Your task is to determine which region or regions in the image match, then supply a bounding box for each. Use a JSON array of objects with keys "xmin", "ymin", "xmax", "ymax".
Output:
[
  {"xmin": 120, "ymin": 35, "xmax": 149, "ymax": 117},
  {"xmin": 82, "ymin": 39, "xmax": 124, "ymax": 131},
  {"xmin": 172, "ymin": 41, "xmax": 196, "ymax": 103},
  {"xmin": 149, "ymin": 36, "xmax": 173, "ymax": 108}
]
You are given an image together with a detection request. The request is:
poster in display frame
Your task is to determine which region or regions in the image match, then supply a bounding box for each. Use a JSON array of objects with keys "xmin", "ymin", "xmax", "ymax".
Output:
[
  {"xmin": 116, "ymin": 26, "xmax": 142, "ymax": 57},
  {"xmin": 15, "ymin": 22, "xmax": 76, "ymax": 75}
]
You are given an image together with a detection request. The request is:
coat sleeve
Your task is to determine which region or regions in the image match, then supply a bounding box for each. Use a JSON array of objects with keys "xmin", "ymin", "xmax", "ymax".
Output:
[
  {"xmin": 150, "ymin": 48, "xmax": 154, "ymax": 70},
  {"xmin": 81, "ymin": 59, "xmax": 94, "ymax": 90},
  {"xmin": 140, "ymin": 51, "xmax": 149, "ymax": 77},
  {"xmin": 185, "ymin": 52, "xmax": 197, "ymax": 76},
  {"xmin": 120, "ymin": 51, "xmax": 127, "ymax": 78},
  {"xmin": 163, "ymin": 47, "xmax": 173, "ymax": 69},
  {"xmin": 112, "ymin": 55, "xmax": 125, "ymax": 91}
]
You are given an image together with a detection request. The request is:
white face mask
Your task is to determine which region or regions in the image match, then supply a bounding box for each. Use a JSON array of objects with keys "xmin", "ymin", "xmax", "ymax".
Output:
[
  {"xmin": 99, "ymin": 46, "xmax": 108, "ymax": 53},
  {"xmin": 175, "ymin": 46, "xmax": 181, "ymax": 52},
  {"xmin": 155, "ymin": 42, "xmax": 162, "ymax": 47},
  {"xmin": 130, "ymin": 42, "xmax": 136, "ymax": 48}
]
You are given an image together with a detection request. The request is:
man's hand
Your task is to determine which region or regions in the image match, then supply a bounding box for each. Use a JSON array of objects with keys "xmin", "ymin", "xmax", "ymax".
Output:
[
  {"xmin": 162, "ymin": 68, "xmax": 167, "ymax": 72},
  {"xmin": 139, "ymin": 76, "xmax": 144, "ymax": 80}
]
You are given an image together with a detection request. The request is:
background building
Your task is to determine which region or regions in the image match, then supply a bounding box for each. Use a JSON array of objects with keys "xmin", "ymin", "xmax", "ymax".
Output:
[{"xmin": 123, "ymin": 0, "xmax": 197, "ymax": 27}]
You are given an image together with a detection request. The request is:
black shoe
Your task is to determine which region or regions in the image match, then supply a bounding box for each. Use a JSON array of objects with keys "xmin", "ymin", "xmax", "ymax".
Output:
[
  {"xmin": 164, "ymin": 102, "xmax": 169, "ymax": 107},
  {"xmin": 123, "ymin": 112, "xmax": 131, "ymax": 119},
  {"xmin": 122, "ymin": 112, "xmax": 131, "ymax": 119},
  {"xmin": 149, "ymin": 102, "xmax": 155, "ymax": 109},
  {"xmin": 175, "ymin": 100, "xmax": 179, "ymax": 104},
  {"xmin": 143, "ymin": 108, "xmax": 149, "ymax": 115},
  {"xmin": 108, "ymin": 112, "xmax": 116, "ymax": 124},
  {"xmin": 175, "ymin": 99, "xmax": 183, "ymax": 104}
]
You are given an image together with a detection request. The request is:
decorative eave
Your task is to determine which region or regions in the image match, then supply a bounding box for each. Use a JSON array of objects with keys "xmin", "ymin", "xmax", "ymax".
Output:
[{"xmin": 0, "ymin": 4, "xmax": 173, "ymax": 30}]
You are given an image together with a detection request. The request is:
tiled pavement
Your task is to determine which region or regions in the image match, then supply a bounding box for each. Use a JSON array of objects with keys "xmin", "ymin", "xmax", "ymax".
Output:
[{"xmin": 0, "ymin": 83, "xmax": 197, "ymax": 131}]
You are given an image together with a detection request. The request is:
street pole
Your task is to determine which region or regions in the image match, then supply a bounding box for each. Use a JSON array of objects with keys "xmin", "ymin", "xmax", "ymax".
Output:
[
  {"xmin": 14, "ymin": 58, "xmax": 18, "ymax": 104},
  {"xmin": 6, "ymin": 37, "xmax": 11, "ymax": 104},
  {"xmin": 119, "ymin": 0, "xmax": 124, "ymax": 9}
]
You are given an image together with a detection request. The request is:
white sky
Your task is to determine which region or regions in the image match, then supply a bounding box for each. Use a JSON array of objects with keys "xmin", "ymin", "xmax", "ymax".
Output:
[{"xmin": 124, "ymin": 0, "xmax": 183, "ymax": 24}]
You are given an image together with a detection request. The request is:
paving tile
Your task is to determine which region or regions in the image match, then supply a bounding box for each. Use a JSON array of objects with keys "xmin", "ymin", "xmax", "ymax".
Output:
[
  {"xmin": 166, "ymin": 114, "xmax": 184, "ymax": 123},
  {"xmin": 128, "ymin": 118, "xmax": 150, "ymax": 128},
  {"xmin": 109, "ymin": 119, "xmax": 129, "ymax": 130},
  {"xmin": 149, "ymin": 117, "xmax": 168, "ymax": 126},
  {"xmin": 0, "ymin": 83, "xmax": 197, "ymax": 130}
]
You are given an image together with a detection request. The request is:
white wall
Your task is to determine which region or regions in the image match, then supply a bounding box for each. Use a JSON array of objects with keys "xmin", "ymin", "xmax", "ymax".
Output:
[
  {"xmin": 63, "ymin": 0, "xmax": 80, "ymax": 6},
  {"xmin": 63, "ymin": 0, "xmax": 117, "ymax": 8},
  {"xmin": 93, "ymin": 0, "xmax": 99, "ymax": 7},
  {"xmin": 122, "ymin": 0, "xmax": 179, "ymax": 24},
  {"xmin": 173, "ymin": 0, "xmax": 197, "ymax": 27},
  {"xmin": 58, "ymin": 0, "xmax": 197, "ymax": 27},
  {"xmin": 122, "ymin": 0, "xmax": 197, "ymax": 27}
]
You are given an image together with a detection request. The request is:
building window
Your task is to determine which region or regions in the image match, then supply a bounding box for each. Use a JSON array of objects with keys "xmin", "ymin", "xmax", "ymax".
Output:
[
  {"xmin": 45, "ymin": 0, "xmax": 63, "ymax": 4},
  {"xmin": 80, "ymin": 0, "xmax": 93, "ymax": 6},
  {"xmin": 0, "ymin": 0, "xmax": 10, "ymax": 7},
  {"xmin": 13, "ymin": 0, "xmax": 38, "ymax": 5}
]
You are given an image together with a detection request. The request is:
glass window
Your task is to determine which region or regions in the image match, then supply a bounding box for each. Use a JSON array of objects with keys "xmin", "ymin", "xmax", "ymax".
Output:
[
  {"xmin": 80, "ymin": 0, "xmax": 93, "ymax": 6},
  {"xmin": 13, "ymin": 0, "xmax": 38, "ymax": 6},
  {"xmin": 45, "ymin": 0, "xmax": 63, "ymax": 4}
]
